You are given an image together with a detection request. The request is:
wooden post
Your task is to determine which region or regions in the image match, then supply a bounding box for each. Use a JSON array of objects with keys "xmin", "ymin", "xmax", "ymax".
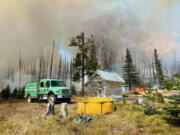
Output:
[{"xmin": 59, "ymin": 103, "xmax": 68, "ymax": 118}]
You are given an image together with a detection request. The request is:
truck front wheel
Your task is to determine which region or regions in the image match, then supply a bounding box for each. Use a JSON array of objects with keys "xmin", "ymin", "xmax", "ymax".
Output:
[
  {"xmin": 48, "ymin": 94, "xmax": 56, "ymax": 103},
  {"xmin": 27, "ymin": 95, "xmax": 33, "ymax": 103}
]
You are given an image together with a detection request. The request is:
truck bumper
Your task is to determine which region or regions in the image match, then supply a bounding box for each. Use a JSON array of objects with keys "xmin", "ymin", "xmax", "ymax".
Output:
[{"xmin": 57, "ymin": 95, "xmax": 71, "ymax": 98}]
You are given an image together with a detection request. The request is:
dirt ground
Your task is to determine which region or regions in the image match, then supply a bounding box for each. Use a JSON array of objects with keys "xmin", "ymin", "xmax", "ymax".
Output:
[{"xmin": 0, "ymin": 100, "xmax": 76, "ymax": 118}]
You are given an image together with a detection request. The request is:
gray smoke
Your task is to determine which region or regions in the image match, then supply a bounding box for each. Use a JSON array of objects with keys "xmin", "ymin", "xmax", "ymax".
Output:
[{"xmin": 0, "ymin": 0, "xmax": 180, "ymax": 88}]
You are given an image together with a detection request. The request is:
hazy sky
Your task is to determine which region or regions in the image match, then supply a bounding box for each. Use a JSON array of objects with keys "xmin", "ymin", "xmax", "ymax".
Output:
[
  {"xmin": 122, "ymin": 0, "xmax": 180, "ymax": 59},
  {"xmin": 0, "ymin": 0, "xmax": 180, "ymax": 80},
  {"xmin": 0, "ymin": 0, "xmax": 180, "ymax": 57}
]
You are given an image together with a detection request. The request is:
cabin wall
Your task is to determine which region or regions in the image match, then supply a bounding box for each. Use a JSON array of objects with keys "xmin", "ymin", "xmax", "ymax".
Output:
[{"xmin": 104, "ymin": 81, "xmax": 123, "ymax": 96}]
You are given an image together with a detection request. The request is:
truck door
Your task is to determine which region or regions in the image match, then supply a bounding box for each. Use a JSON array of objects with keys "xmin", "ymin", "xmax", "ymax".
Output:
[
  {"xmin": 45, "ymin": 81, "xmax": 50, "ymax": 93},
  {"xmin": 39, "ymin": 81, "xmax": 47, "ymax": 95}
]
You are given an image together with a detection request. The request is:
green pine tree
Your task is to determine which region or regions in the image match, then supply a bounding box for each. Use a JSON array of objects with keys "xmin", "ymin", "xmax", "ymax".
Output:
[
  {"xmin": 154, "ymin": 49, "xmax": 164, "ymax": 88},
  {"xmin": 69, "ymin": 33, "xmax": 99, "ymax": 96},
  {"xmin": 123, "ymin": 48, "xmax": 140, "ymax": 91},
  {"xmin": 174, "ymin": 74, "xmax": 180, "ymax": 90},
  {"xmin": 86, "ymin": 35, "xmax": 99, "ymax": 77},
  {"xmin": 163, "ymin": 94, "xmax": 180, "ymax": 117}
]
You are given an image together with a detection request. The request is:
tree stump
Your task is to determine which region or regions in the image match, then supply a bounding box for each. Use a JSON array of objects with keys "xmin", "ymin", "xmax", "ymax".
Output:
[
  {"xmin": 42, "ymin": 103, "xmax": 55, "ymax": 118},
  {"xmin": 59, "ymin": 103, "xmax": 68, "ymax": 118},
  {"xmin": 136, "ymin": 98, "xmax": 144, "ymax": 105}
]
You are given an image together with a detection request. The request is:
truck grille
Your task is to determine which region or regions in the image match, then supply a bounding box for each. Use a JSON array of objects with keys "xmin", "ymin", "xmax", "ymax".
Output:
[{"xmin": 61, "ymin": 89, "xmax": 69, "ymax": 93}]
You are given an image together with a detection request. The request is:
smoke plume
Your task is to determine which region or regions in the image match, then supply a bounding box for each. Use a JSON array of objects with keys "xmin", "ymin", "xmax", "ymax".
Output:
[{"xmin": 0, "ymin": 0, "xmax": 180, "ymax": 87}]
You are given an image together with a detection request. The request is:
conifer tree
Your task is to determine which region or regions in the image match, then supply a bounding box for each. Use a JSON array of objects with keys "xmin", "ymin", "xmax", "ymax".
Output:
[
  {"xmin": 86, "ymin": 35, "xmax": 99, "ymax": 77},
  {"xmin": 123, "ymin": 48, "xmax": 140, "ymax": 91},
  {"xmin": 69, "ymin": 33, "xmax": 99, "ymax": 96},
  {"xmin": 164, "ymin": 94, "xmax": 180, "ymax": 117},
  {"xmin": 154, "ymin": 49, "xmax": 164, "ymax": 87}
]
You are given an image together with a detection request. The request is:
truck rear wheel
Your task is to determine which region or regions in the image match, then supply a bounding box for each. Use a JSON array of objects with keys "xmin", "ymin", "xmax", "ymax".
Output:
[
  {"xmin": 48, "ymin": 94, "xmax": 56, "ymax": 103},
  {"xmin": 27, "ymin": 95, "xmax": 33, "ymax": 103}
]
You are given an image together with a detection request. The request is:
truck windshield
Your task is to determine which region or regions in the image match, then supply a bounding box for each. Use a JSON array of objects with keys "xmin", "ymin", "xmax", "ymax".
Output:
[{"xmin": 51, "ymin": 81, "xmax": 65, "ymax": 87}]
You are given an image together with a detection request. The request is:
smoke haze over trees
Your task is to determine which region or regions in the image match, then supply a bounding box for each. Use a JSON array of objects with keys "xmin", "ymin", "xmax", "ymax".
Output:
[{"xmin": 0, "ymin": 0, "xmax": 180, "ymax": 90}]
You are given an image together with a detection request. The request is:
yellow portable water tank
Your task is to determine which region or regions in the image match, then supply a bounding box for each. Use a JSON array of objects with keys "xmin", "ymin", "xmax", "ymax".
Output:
[{"xmin": 77, "ymin": 97, "xmax": 114, "ymax": 114}]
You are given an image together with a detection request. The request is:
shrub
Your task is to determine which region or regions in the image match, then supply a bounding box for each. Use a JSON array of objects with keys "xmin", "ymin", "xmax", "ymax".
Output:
[
  {"xmin": 16, "ymin": 87, "xmax": 25, "ymax": 99},
  {"xmin": 163, "ymin": 107, "xmax": 180, "ymax": 117},
  {"xmin": 163, "ymin": 94, "xmax": 180, "ymax": 117},
  {"xmin": 144, "ymin": 105, "xmax": 158, "ymax": 116},
  {"xmin": 133, "ymin": 91, "xmax": 139, "ymax": 95},
  {"xmin": 156, "ymin": 92, "xmax": 164, "ymax": 103},
  {"xmin": 176, "ymin": 82, "xmax": 180, "ymax": 90},
  {"xmin": 0, "ymin": 85, "xmax": 11, "ymax": 99},
  {"xmin": 165, "ymin": 80, "xmax": 173, "ymax": 90},
  {"xmin": 122, "ymin": 95, "xmax": 127, "ymax": 104},
  {"xmin": 143, "ymin": 92, "xmax": 155, "ymax": 101},
  {"xmin": 145, "ymin": 82, "xmax": 152, "ymax": 90},
  {"xmin": 71, "ymin": 85, "xmax": 76, "ymax": 95},
  {"xmin": 11, "ymin": 88, "xmax": 18, "ymax": 98},
  {"xmin": 143, "ymin": 101, "xmax": 160, "ymax": 116}
]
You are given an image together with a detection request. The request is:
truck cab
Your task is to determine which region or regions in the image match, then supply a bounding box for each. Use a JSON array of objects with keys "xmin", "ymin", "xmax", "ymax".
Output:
[{"xmin": 25, "ymin": 79, "xmax": 71, "ymax": 103}]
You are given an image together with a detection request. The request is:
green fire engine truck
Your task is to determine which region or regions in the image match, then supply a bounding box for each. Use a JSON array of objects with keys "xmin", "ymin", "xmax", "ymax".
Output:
[{"xmin": 24, "ymin": 79, "xmax": 71, "ymax": 103}]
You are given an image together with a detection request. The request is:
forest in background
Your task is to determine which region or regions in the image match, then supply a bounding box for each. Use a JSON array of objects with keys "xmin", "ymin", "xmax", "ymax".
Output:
[{"xmin": 0, "ymin": 32, "xmax": 180, "ymax": 98}]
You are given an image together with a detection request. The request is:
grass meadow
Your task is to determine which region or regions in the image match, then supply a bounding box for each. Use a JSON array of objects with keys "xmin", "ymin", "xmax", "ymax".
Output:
[{"xmin": 0, "ymin": 98, "xmax": 180, "ymax": 135}]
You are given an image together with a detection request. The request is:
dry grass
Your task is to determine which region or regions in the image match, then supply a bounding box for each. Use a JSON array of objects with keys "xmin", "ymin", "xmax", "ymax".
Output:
[
  {"xmin": 159, "ymin": 90, "xmax": 180, "ymax": 96},
  {"xmin": 0, "ymin": 99, "xmax": 180, "ymax": 135}
]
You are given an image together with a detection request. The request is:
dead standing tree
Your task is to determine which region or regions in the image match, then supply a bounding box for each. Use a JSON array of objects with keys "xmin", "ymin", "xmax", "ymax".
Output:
[
  {"xmin": 38, "ymin": 50, "xmax": 43, "ymax": 81},
  {"xmin": 41, "ymin": 56, "xmax": 47, "ymax": 79},
  {"xmin": 19, "ymin": 53, "xmax": 22, "ymax": 89},
  {"xmin": 45, "ymin": 48, "xmax": 51, "ymax": 78},
  {"xmin": 50, "ymin": 40, "xmax": 55, "ymax": 78},
  {"xmin": 69, "ymin": 58, "xmax": 73, "ymax": 88},
  {"xmin": 64, "ymin": 52, "xmax": 67, "ymax": 81},
  {"xmin": 58, "ymin": 55, "xmax": 62, "ymax": 79},
  {"xmin": 31, "ymin": 64, "xmax": 36, "ymax": 81}
]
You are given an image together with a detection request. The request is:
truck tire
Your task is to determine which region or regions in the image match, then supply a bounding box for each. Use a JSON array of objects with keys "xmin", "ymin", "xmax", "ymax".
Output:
[
  {"xmin": 27, "ymin": 95, "xmax": 33, "ymax": 103},
  {"xmin": 48, "ymin": 94, "xmax": 56, "ymax": 103}
]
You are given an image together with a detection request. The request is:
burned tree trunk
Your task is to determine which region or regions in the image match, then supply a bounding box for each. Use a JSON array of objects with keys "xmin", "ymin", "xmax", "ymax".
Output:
[
  {"xmin": 38, "ymin": 51, "xmax": 43, "ymax": 81},
  {"xmin": 70, "ymin": 58, "xmax": 73, "ymax": 88},
  {"xmin": 50, "ymin": 40, "xmax": 55, "ymax": 78},
  {"xmin": 19, "ymin": 53, "xmax": 22, "ymax": 88},
  {"xmin": 64, "ymin": 52, "xmax": 67, "ymax": 81},
  {"xmin": 58, "ymin": 55, "xmax": 62, "ymax": 79},
  {"xmin": 43, "ymin": 103, "xmax": 55, "ymax": 118},
  {"xmin": 31, "ymin": 64, "xmax": 36, "ymax": 81},
  {"xmin": 45, "ymin": 49, "xmax": 50, "ymax": 78}
]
